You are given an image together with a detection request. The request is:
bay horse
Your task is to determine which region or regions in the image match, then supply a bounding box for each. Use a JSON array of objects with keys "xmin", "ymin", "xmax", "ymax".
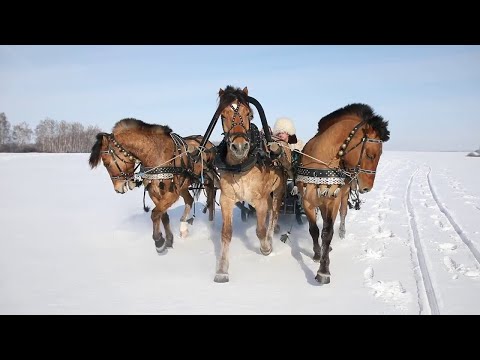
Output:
[
  {"xmin": 296, "ymin": 104, "xmax": 390, "ymax": 284},
  {"xmin": 89, "ymin": 118, "xmax": 217, "ymax": 253},
  {"xmin": 212, "ymin": 86, "xmax": 292, "ymax": 283}
]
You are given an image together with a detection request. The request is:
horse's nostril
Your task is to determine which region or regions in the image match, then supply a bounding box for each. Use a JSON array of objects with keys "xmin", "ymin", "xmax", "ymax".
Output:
[{"xmin": 362, "ymin": 188, "xmax": 370, "ymax": 193}]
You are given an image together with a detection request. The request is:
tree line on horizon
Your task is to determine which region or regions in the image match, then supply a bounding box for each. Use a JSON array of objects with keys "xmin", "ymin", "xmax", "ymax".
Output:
[{"xmin": 0, "ymin": 112, "xmax": 102, "ymax": 153}]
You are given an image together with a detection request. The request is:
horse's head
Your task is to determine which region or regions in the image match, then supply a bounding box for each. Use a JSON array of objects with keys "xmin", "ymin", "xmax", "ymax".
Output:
[
  {"xmin": 355, "ymin": 125, "xmax": 384, "ymax": 193},
  {"xmin": 218, "ymin": 86, "xmax": 253, "ymax": 161},
  {"xmin": 88, "ymin": 132, "xmax": 140, "ymax": 194},
  {"xmin": 338, "ymin": 109, "xmax": 390, "ymax": 194}
]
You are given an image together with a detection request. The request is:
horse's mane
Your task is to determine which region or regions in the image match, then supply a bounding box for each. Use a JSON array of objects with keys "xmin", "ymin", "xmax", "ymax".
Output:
[
  {"xmin": 217, "ymin": 85, "xmax": 251, "ymax": 112},
  {"xmin": 317, "ymin": 103, "xmax": 390, "ymax": 142},
  {"xmin": 112, "ymin": 118, "xmax": 172, "ymax": 135}
]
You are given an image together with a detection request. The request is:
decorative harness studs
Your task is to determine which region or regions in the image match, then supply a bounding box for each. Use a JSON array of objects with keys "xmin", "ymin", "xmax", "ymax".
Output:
[
  {"xmin": 101, "ymin": 134, "xmax": 140, "ymax": 181},
  {"xmin": 139, "ymin": 132, "xmax": 203, "ymax": 194},
  {"xmin": 296, "ymin": 120, "xmax": 383, "ymax": 186},
  {"xmin": 336, "ymin": 120, "xmax": 383, "ymax": 179}
]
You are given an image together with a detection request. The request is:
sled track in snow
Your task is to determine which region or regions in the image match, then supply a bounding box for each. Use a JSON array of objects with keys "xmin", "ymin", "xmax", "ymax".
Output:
[
  {"xmin": 406, "ymin": 168, "xmax": 440, "ymax": 315},
  {"xmin": 426, "ymin": 167, "xmax": 480, "ymax": 265}
]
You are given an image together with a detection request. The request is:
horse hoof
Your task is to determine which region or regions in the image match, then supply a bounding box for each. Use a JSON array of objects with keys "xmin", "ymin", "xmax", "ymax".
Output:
[
  {"xmin": 315, "ymin": 274, "xmax": 331, "ymax": 284},
  {"xmin": 339, "ymin": 230, "xmax": 345, "ymax": 239},
  {"xmin": 179, "ymin": 230, "xmax": 189, "ymax": 238},
  {"xmin": 155, "ymin": 239, "xmax": 167, "ymax": 253},
  {"xmin": 156, "ymin": 245, "xmax": 167, "ymax": 254},
  {"xmin": 313, "ymin": 253, "xmax": 321, "ymax": 262},
  {"xmin": 260, "ymin": 246, "xmax": 273, "ymax": 256},
  {"xmin": 214, "ymin": 273, "xmax": 229, "ymax": 283}
]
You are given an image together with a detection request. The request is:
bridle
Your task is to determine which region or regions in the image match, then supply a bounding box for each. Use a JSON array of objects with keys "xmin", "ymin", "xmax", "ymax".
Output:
[
  {"xmin": 100, "ymin": 133, "xmax": 140, "ymax": 181},
  {"xmin": 337, "ymin": 120, "xmax": 383, "ymax": 180},
  {"xmin": 221, "ymin": 102, "xmax": 251, "ymax": 147}
]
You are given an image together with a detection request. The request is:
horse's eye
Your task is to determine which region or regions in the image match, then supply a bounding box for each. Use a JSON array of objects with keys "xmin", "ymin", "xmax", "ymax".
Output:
[{"xmin": 366, "ymin": 153, "xmax": 375, "ymax": 160}]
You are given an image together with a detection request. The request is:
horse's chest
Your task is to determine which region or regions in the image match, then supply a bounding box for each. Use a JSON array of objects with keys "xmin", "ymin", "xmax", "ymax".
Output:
[{"xmin": 221, "ymin": 174, "xmax": 265, "ymax": 203}]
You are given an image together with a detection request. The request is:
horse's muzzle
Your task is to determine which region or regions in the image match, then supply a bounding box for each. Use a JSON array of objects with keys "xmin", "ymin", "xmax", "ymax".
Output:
[{"xmin": 229, "ymin": 142, "xmax": 250, "ymax": 159}]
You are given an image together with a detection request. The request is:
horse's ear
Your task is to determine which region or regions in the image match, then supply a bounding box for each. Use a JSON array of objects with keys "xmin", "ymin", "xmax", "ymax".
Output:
[
  {"xmin": 219, "ymin": 88, "xmax": 224, "ymax": 96},
  {"xmin": 96, "ymin": 132, "xmax": 105, "ymax": 140},
  {"xmin": 242, "ymin": 87, "xmax": 248, "ymax": 95},
  {"xmin": 363, "ymin": 123, "xmax": 376, "ymax": 137}
]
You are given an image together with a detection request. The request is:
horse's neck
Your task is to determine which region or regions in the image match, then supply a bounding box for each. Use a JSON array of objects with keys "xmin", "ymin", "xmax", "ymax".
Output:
[
  {"xmin": 116, "ymin": 132, "xmax": 172, "ymax": 167},
  {"xmin": 310, "ymin": 119, "xmax": 358, "ymax": 168}
]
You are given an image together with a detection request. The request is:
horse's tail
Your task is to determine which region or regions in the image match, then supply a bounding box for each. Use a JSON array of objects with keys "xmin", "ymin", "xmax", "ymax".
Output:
[
  {"xmin": 88, "ymin": 133, "xmax": 108, "ymax": 169},
  {"xmin": 143, "ymin": 183, "xmax": 151, "ymax": 212}
]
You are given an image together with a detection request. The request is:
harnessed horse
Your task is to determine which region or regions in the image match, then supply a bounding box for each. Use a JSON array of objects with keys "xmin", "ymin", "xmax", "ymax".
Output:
[
  {"xmin": 295, "ymin": 104, "xmax": 390, "ymax": 284},
  {"xmin": 89, "ymin": 118, "xmax": 217, "ymax": 253},
  {"xmin": 204, "ymin": 86, "xmax": 291, "ymax": 283}
]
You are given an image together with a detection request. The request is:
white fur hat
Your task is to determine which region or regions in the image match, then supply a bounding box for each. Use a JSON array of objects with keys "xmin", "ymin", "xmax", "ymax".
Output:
[{"xmin": 273, "ymin": 117, "xmax": 296, "ymax": 135}]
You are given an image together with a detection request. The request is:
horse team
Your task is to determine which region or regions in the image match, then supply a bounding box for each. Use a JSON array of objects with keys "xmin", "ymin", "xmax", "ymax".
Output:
[{"xmin": 89, "ymin": 85, "xmax": 390, "ymax": 284}]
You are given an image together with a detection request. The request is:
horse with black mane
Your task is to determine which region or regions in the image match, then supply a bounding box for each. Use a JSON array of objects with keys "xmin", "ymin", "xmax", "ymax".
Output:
[
  {"xmin": 296, "ymin": 103, "xmax": 390, "ymax": 284},
  {"xmin": 207, "ymin": 86, "xmax": 292, "ymax": 283}
]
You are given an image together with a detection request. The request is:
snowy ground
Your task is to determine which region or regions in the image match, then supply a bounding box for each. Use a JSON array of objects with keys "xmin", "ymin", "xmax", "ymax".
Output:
[{"xmin": 0, "ymin": 151, "xmax": 479, "ymax": 314}]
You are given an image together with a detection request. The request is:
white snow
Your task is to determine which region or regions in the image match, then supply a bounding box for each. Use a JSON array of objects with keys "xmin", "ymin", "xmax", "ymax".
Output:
[{"xmin": 0, "ymin": 151, "xmax": 479, "ymax": 314}]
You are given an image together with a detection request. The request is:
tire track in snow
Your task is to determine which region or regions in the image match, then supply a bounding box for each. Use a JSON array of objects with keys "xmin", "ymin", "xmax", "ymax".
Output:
[
  {"xmin": 406, "ymin": 168, "xmax": 440, "ymax": 315},
  {"xmin": 426, "ymin": 167, "xmax": 480, "ymax": 265}
]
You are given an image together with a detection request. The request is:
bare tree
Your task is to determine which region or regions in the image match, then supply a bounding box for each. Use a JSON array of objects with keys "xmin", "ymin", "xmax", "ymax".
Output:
[
  {"xmin": 83, "ymin": 124, "xmax": 103, "ymax": 152},
  {"xmin": 0, "ymin": 112, "xmax": 11, "ymax": 146},
  {"xmin": 34, "ymin": 117, "xmax": 103, "ymax": 152},
  {"xmin": 35, "ymin": 118, "xmax": 57, "ymax": 152},
  {"xmin": 12, "ymin": 122, "xmax": 33, "ymax": 146}
]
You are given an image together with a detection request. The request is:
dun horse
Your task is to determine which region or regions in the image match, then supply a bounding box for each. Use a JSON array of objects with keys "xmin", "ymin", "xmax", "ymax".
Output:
[
  {"xmin": 296, "ymin": 104, "xmax": 390, "ymax": 284},
  {"xmin": 89, "ymin": 118, "xmax": 217, "ymax": 253},
  {"xmin": 212, "ymin": 86, "xmax": 291, "ymax": 283}
]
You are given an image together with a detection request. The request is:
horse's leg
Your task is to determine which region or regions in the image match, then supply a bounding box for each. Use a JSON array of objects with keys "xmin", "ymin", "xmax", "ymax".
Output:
[
  {"xmin": 338, "ymin": 186, "xmax": 349, "ymax": 239},
  {"xmin": 215, "ymin": 193, "xmax": 234, "ymax": 283},
  {"xmin": 268, "ymin": 176, "xmax": 285, "ymax": 242},
  {"xmin": 151, "ymin": 204, "xmax": 167, "ymax": 253},
  {"xmin": 268, "ymin": 195, "xmax": 281, "ymax": 241},
  {"xmin": 179, "ymin": 188, "xmax": 193, "ymax": 238},
  {"xmin": 160, "ymin": 192, "xmax": 182, "ymax": 247},
  {"xmin": 316, "ymin": 198, "xmax": 342, "ymax": 284},
  {"xmin": 161, "ymin": 212, "xmax": 174, "ymax": 248},
  {"xmin": 150, "ymin": 187, "xmax": 179, "ymax": 252},
  {"xmin": 207, "ymin": 182, "xmax": 216, "ymax": 222},
  {"xmin": 303, "ymin": 195, "xmax": 320, "ymax": 261},
  {"xmin": 254, "ymin": 197, "xmax": 272, "ymax": 256}
]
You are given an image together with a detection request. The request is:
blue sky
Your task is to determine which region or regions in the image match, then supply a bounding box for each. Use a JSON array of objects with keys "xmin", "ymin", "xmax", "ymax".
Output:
[{"xmin": 1, "ymin": 45, "xmax": 479, "ymax": 151}]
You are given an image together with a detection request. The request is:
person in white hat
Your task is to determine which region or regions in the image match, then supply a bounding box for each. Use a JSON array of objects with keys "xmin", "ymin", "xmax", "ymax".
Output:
[
  {"xmin": 271, "ymin": 117, "xmax": 305, "ymax": 216},
  {"xmin": 272, "ymin": 117, "xmax": 305, "ymax": 152}
]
